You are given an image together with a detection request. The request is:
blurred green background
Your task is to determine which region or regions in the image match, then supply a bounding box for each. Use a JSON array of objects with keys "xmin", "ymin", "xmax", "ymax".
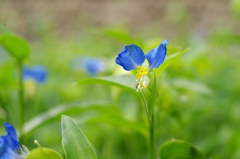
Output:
[{"xmin": 0, "ymin": 0, "xmax": 240, "ymax": 159}]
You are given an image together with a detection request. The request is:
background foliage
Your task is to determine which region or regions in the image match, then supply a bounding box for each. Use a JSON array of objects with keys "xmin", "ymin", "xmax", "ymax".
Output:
[{"xmin": 0, "ymin": 0, "xmax": 240, "ymax": 159}]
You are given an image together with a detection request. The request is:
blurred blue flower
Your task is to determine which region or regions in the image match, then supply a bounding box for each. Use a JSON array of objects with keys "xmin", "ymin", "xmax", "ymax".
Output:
[
  {"xmin": 72, "ymin": 57, "xmax": 106, "ymax": 76},
  {"xmin": 0, "ymin": 122, "xmax": 24, "ymax": 159},
  {"xmin": 22, "ymin": 65, "xmax": 47, "ymax": 84},
  {"xmin": 116, "ymin": 39, "xmax": 168, "ymax": 90}
]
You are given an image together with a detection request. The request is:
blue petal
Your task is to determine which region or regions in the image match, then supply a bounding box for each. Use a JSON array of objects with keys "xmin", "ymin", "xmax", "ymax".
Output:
[
  {"xmin": 1, "ymin": 123, "xmax": 23, "ymax": 159},
  {"xmin": 4, "ymin": 122, "xmax": 21, "ymax": 153},
  {"xmin": 22, "ymin": 67, "xmax": 33, "ymax": 80},
  {"xmin": 22, "ymin": 66, "xmax": 47, "ymax": 84},
  {"xmin": 0, "ymin": 136, "xmax": 19, "ymax": 159},
  {"xmin": 116, "ymin": 44, "xmax": 145, "ymax": 71},
  {"xmin": 83, "ymin": 58, "xmax": 106, "ymax": 76},
  {"xmin": 32, "ymin": 66, "xmax": 47, "ymax": 83},
  {"xmin": 0, "ymin": 136, "xmax": 8, "ymax": 155},
  {"xmin": 146, "ymin": 39, "xmax": 168, "ymax": 70}
]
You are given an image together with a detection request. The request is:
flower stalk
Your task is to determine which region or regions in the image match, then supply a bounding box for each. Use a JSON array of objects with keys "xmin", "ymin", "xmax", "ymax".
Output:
[
  {"xmin": 141, "ymin": 89, "xmax": 156, "ymax": 159},
  {"xmin": 140, "ymin": 90, "xmax": 151, "ymax": 124},
  {"xmin": 17, "ymin": 61, "xmax": 24, "ymax": 135},
  {"xmin": 150, "ymin": 112, "xmax": 155, "ymax": 159}
]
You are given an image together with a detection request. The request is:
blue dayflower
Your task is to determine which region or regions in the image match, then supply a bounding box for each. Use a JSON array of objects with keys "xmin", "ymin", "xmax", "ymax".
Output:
[
  {"xmin": 22, "ymin": 65, "xmax": 47, "ymax": 84},
  {"xmin": 0, "ymin": 122, "xmax": 24, "ymax": 159},
  {"xmin": 71, "ymin": 57, "xmax": 106, "ymax": 76},
  {"xmin": 83, "ymin": 58, "xmax": 106, "ymax": 76},
  {"xmin": 115, "ymin": 39, "xmax": 168, "ymax": 90}
]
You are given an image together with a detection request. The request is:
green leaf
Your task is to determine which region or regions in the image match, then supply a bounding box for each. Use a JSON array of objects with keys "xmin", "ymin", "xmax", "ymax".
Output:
[
  {"xmin": 61, "ymin": 115, "xmax": 98, "ymax": 159},
  {"xmin": 0, "ymin": 34, "xmax": 30, "ymax": 62},
  {"xmin": 23, "ymin": 102, "xmax": 110, "ymax": 136},
  {"xmin": 26, "ymin": 147, "xmax": 63, "ymax": 159},
  {"xmin": 159, "ymin": 139, "xmax": 205, "ymax": 159},
  {"xmin": 156, "ymin": 48, "xmax": 189, "ymax": 77},
  {"xmin": 77, "ymin": 74, "xmax": 136, "ymax": 90}
]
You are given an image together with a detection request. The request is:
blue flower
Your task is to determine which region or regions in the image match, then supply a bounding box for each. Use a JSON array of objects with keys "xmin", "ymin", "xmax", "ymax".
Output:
[
  {"xmin": 0, "ymin": 122, "xmax": 24, "ymax": 159},
  {"xmin": 83, "ymin": 58, "xmax": 106, "ymax": 76},
  {"xmin": 22, "ymin": 65, "xmax": 47, "ymax": 84},
  {"xmin": 71, "ymin": 57, "xmax": 106, "ymax": 76},
  {"xmin": 115, "ymin": 39, "xmax": 168, "ymax": 90}
]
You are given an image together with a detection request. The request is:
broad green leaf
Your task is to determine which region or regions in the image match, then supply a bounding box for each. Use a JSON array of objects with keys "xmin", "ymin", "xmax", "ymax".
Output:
[
  {"xmin": 26, "ymin": 147, "xmax": 63, "ymax": 159},
  {"xmin": 77, "ymin": 74, "xmax": 136, "ymax": 90},
  {"xmin": 61, "ymin": 115, "xmax": 98, "ymax": 159},
  {"xmin": 23, "ymin": 102, "xmax": 110, "ymax": 136},
  {"xmin": 0, "ymin": 34, "xmax": 30, "ymax": 62},
  {"xmin": 159, "ymin": 139, "xmax": 205, "ymax": 159},
  {"xmin": 156, "ymin": 48, "xmax": 189, "ymax": 77}
]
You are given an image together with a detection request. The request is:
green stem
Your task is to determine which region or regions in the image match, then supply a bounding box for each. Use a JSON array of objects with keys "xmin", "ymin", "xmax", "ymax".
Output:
[
  {"xmin": 140, "ymin": 90, "xmax": 151, "ymax": 124},
  {"xmin": 140, "ymin": 90, "xmax": 155, "ymax": 159},
  {"xmin": 17, "ymin": 61, "xmax": 24, "ymax": 135},
  {"xmin": 150, "ymin": 113, "xmax": 155, "ymax": 159}
]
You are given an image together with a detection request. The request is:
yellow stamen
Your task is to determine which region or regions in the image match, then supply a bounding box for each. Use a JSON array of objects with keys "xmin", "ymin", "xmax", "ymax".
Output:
[{"xmin": 136, "ymin": 66, "xmax": 148, "ymax": 80}]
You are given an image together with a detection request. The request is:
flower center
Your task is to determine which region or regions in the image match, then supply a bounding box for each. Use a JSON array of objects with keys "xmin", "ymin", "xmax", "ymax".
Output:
[
  {"xmin": 136, "ymin": 66, "xmax": 148, "ymax": 80},
  {"xmin": 135, "ymin": 66, "xmax": 149, "ymax": 91}
]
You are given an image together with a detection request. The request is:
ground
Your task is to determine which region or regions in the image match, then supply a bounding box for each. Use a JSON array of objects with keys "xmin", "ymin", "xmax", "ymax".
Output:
[{"xmin": 0, "ymin": 0, "xmax": 239, "ymax": 38}]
